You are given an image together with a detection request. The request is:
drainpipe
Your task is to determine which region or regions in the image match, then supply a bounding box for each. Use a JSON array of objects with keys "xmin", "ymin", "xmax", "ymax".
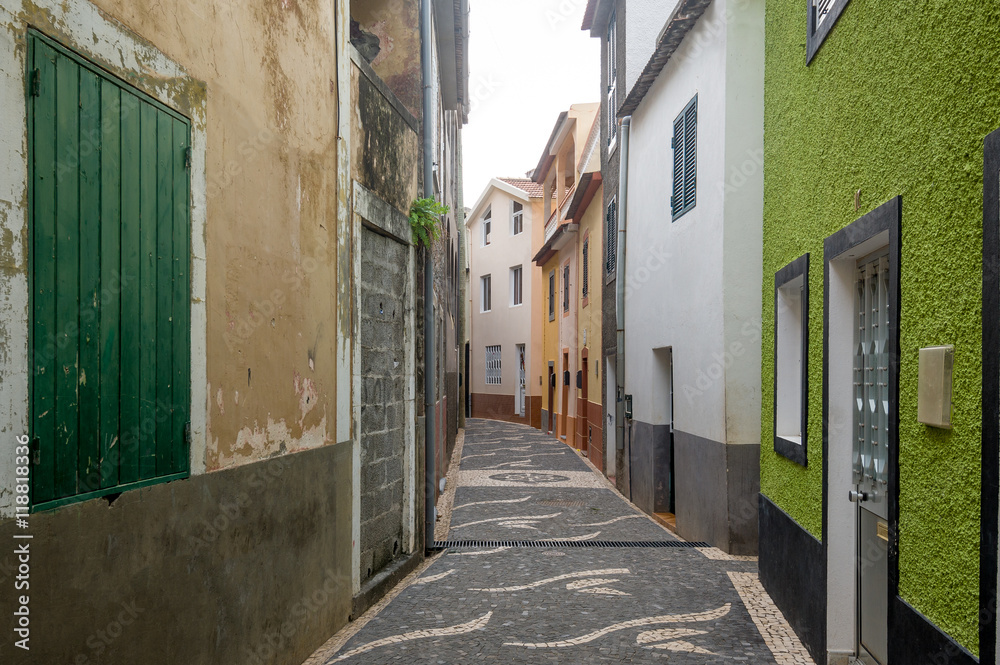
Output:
[
  {"xmin": 421, "ymin": 0, "xmax": 437, "ymax": 551},
  {"xmin": 615, "ymin": 116, "xmax": 630, "ymax": 465}
]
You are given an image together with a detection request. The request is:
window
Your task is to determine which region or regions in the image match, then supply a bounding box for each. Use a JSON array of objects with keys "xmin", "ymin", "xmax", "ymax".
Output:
[
  {"xmin": 481, "ymin": 274, "xmax": 492, "ymax": 312},
  {"xmin": 671, "ymin": 95, "xmax": 697, "ymax": 220},
  {"xmin": 606, "ymin": 197, "xmax": 617, "ymax": 275},
  {"xmin": 485, "ymin": 345, "xmax": 502, "ymax": 385},
  {"xmin": 807, "ymin": 0, "xmax": 850, "ymax": 64},
  {"xmin": 549, "ymin": 270, "xmax": 556, "ymax": 321},
  {"xmin": 606, "ymin": 10, "xmax": 618, "ymax": 148},
  {"xmin": 482, "ymin": 207, "xmax": 492, "ymax": 246},
  {"xmin": 512, "ymin": 201, "xmax": 523, "ymax": 235},
  {"xmin": 28, "ymin": 31, "xmax": 192, "ymax": 509},
  {"xmin": 511, "ymin": 266, "xmax": 523, "ymax": 306},
  {"xmin": 773, "ymin": 254, "xmax": 809, "ymax": 466},
  {"xmin": 563, "ymin": 265, "xmax": 570, "ymax": 313},
  {"xmin": 582, "ymin": 239, "xmax": 589, "ymax": 299}
]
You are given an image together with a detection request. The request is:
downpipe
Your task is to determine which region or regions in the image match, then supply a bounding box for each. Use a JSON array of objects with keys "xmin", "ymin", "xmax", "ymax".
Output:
[
  {"xmin": 615, "ymin": 117, "xmax": 630, "ymax": 470},
  {"xmin": 420, "ymin": 0, "xmax": 437, "ymax": 551}
]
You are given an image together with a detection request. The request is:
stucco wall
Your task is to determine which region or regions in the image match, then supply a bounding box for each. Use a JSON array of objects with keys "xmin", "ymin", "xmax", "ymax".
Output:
[
  {"xmin": 467, "ymin": 185, "xmax": 535, "ymax": 399},
  {"xmin": 623, "ymin": 0, "xmax": 679, "ymax": 94},
  {"xmin": 625, "ymin": 0, "xmax": 730, "ymax": 444},
  {"xmin": 761, "ymin": 0, "xmax": 1000, "ymax": 653},
  {"xmin": 9, "ymin": 0, "xmax": 346, "ymax": 472}
]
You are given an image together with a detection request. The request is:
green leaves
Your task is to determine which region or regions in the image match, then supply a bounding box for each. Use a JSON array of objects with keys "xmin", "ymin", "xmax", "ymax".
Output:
[{"xmin": 409, "ymin": 197, "xmax": 449, "ymax": 247}]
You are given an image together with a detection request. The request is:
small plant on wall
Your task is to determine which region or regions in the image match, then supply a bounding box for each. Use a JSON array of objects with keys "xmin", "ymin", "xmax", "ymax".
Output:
[{"xmin": 409, "ymin": 197, "xmax": 450, "ymax": 247}]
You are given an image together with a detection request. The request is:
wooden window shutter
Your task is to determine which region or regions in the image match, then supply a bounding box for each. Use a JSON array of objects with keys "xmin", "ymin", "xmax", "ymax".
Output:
[
  {"xmin": 28, "ymin": 32, "xmax": 191, "ymax": 510},
  {"xmin": 671, "ymin": 95, "xmax": 697, "ymax": 220}
]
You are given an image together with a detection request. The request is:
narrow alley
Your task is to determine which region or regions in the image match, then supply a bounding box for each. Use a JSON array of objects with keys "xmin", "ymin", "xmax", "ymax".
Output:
[{"xmin": 303, "ymin": 420, "xmax": 811, "ymax": 664}]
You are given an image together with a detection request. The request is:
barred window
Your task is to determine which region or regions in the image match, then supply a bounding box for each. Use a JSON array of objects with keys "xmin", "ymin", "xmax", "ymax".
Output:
[
  {"xmin": 485, "ymin": 345, "xmax": 502, "ymax": 385},
  {"xmin": 582, "ymin": 239, "xmax": 589, "ymax": 299}
]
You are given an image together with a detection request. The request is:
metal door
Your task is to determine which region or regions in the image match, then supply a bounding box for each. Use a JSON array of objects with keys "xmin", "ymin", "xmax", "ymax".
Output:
[
  {"xmin": 850, "ymin": 254, "xmax": 890, "ymax": 665},
  {"xmin": 517, "ymin": 344, "xmax": 526, "ymax": 417}
]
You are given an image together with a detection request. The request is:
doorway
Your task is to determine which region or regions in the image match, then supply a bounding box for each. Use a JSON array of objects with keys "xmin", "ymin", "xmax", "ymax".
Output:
[
  {"xmin": 824, "ymin": 197, "xmax": 898, "ymax": 665},
  {"xmin": 547, "ymin": 362, "xmax": 555, "ymax": 435},
  {"xmin": 852, "ymin": 253, "xmax": 890, "ymax": 665},
  {"xmin": 516, "ymin": 344, "xmax": 526, "ymax": 418},
  {"xmin": 652, "ymin": 347, "xmax": 675, "ymax": 519},
  {"xmin": 561, "ymin": 352, "xmax": 569, "ymax": 441},
  {"xmin": 581, "ymin": 353, "xmax": 589, "ymax": 455}
]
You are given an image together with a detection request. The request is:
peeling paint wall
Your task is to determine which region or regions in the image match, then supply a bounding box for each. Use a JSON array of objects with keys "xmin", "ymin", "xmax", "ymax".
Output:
[
  {"xmin": 2, "ymin": 0, "xmax": 346, "ymax": 471},
  {"xmin": 351, "ymin": 0, "xmax": 421, "ymax": 117}
]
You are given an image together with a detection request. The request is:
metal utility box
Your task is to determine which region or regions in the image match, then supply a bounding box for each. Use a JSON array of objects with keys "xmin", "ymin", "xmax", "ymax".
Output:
[{"xmin": 918, "ymin": 345, "xmax": 953, "ymax": 429}]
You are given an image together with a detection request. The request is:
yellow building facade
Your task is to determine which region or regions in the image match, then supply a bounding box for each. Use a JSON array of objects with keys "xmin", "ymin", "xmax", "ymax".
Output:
[{"xmin": 531, "ymin": 104, "xmax": 604, "ymax": 468}]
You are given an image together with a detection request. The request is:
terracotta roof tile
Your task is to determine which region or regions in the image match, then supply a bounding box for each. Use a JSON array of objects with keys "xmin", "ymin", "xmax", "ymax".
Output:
[{"xmin": 498, "ymin": 177, "xmax": 545, "ymax": 198}]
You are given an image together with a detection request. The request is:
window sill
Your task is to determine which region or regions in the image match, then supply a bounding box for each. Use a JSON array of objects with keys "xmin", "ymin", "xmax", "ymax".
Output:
[{"xmin": 774, "ymin": 435, "xmax": 807, "ymax": 467}]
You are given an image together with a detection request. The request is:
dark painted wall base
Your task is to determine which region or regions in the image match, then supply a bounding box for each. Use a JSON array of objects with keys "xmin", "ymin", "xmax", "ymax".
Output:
[
  {"xmin": 0, "ymin": 443, "xmax": 353, "ymax": 665},
  {"xmin": 628, "ymin": 421, "xmax": 672, "ymax": 515},
  {"xmin": 352, "ymin": 551, "xmax": 423, "ymax": 621},
  {"xmin": 759, "ymin": 494, "xmax": 826, "ymax": 663},
  {"xmin": 667, "ymin": 429, "xmax": 759, "ymax": 554},
  {"xmin": 890, "ymin": 597, "xmax": 978, "ymax": 665}
]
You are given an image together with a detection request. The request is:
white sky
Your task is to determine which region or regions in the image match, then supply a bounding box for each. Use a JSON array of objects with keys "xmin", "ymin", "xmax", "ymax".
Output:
[{"xmin": 462, "ymin": 0, "xmax": 601, "ymax": 206}]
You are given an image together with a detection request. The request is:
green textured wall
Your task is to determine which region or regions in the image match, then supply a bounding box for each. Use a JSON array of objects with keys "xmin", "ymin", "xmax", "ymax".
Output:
[{"xmin": 761, "ymin": 0, "xmax": 1000, "ymax": 654}]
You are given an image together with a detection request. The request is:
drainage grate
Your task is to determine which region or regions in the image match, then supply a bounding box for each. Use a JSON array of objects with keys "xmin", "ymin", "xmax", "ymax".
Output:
[
  {"xmin": 431, "ymin": 540, "xmax": 708, "ymax": 549},
  {"xmin": 535, "ymin": 499, "xmax": 587, "ymax": 507}
]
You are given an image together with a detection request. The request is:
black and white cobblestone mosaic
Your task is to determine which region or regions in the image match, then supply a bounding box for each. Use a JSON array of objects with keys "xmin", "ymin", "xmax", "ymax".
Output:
[{"xmin": 303, "ymin": 419, "xmax": 813, "ymax": 665}]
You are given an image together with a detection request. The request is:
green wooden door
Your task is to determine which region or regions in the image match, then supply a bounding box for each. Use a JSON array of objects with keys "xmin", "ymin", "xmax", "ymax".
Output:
[{"xmin": 28, "ymin": 31, "xmax": 191, "ymax": 510}]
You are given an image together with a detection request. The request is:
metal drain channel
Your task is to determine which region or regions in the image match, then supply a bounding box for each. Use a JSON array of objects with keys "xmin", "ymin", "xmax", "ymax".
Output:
[{"xmin": 431, "ymin": 540, "xmax": 709, "ymax": 549}]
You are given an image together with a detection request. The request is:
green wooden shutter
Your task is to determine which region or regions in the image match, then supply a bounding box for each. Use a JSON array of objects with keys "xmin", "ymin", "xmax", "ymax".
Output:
[
  {"xmin": 28, "ymin": 31, "xmax": 191, "ymax": 510},
  {"xmin": 671, "ymin": 95, "xmax": 697, "ymax": 220},
  {"xmin": 683, "ymin": 98, "xmax": 698, "ymax": 211},
  {"xmin": 671, "ymin": 114, "xmax": 685, "ymax": 216}
]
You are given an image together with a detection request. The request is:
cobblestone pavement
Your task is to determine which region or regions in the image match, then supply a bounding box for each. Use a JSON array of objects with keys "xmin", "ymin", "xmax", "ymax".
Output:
[{"xmin": 304, "ymin": 419, "xmax": 813, "ymax": 665}]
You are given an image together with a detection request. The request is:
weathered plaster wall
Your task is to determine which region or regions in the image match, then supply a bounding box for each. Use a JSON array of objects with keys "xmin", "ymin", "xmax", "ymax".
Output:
[
  {"xmin": 0, "ymin": 442, "xmax": 352, "ymax": 664},
  {"xmin": 351, "ymin": 64, "xmax": 420, "ymax": 215},
  {"xmin": 761, "ymin": 0, "xmax": 1000, "ymax": 652},
  {"xmin": 351, "ymin": 0, "xmax": 421, "ymax": 117},
  {"xmin": 31, "ymin": 0, "xmax": 346, "ymax": 470},
  {"xmin": 0, "ymin": 0, "xmax": 212, "ymax": 513}
]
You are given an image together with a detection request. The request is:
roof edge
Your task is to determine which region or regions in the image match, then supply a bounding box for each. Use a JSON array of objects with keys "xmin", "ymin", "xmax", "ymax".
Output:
[{"xmin": 619, "ymin": 0, "xmax": 713, "ymax": 118}]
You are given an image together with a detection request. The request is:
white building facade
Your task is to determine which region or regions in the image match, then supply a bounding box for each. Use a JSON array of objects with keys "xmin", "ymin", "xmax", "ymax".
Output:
[
  {"xmin": 618, "ymin": 0, "xmax": 764, "ymax": 554},
  {"xmin": 466, "ymin": 178, "xmax": 541, "ymax": 426}
]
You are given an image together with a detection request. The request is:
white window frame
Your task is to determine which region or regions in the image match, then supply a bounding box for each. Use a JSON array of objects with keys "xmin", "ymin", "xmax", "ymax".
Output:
[
  {"xmin": 482, "ymin": 207, "xmax": 492, "ymax": 246},
  {"xmin": 512, "ymin": 200, "xmax": 524, "ymax": 236},
  {"xmin": 485, "ymin": 345, "xmax": 502, "ymax": 385},
  {"xmin": 510, "ymin": 265, "xmax": 523, "ymax": 307},
  {"xmin": 774, "ymin": 254, "xmax": 809, "ymax": 466},
  {"xmin": 481, "ymin": 274, "xmax": 492, "ymax": 312}
]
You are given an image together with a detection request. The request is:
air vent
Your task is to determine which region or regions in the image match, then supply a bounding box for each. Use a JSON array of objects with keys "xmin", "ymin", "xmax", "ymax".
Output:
[{"xmin": 535, "ymin": 499, "xmax": 587, "ymax": 507}]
